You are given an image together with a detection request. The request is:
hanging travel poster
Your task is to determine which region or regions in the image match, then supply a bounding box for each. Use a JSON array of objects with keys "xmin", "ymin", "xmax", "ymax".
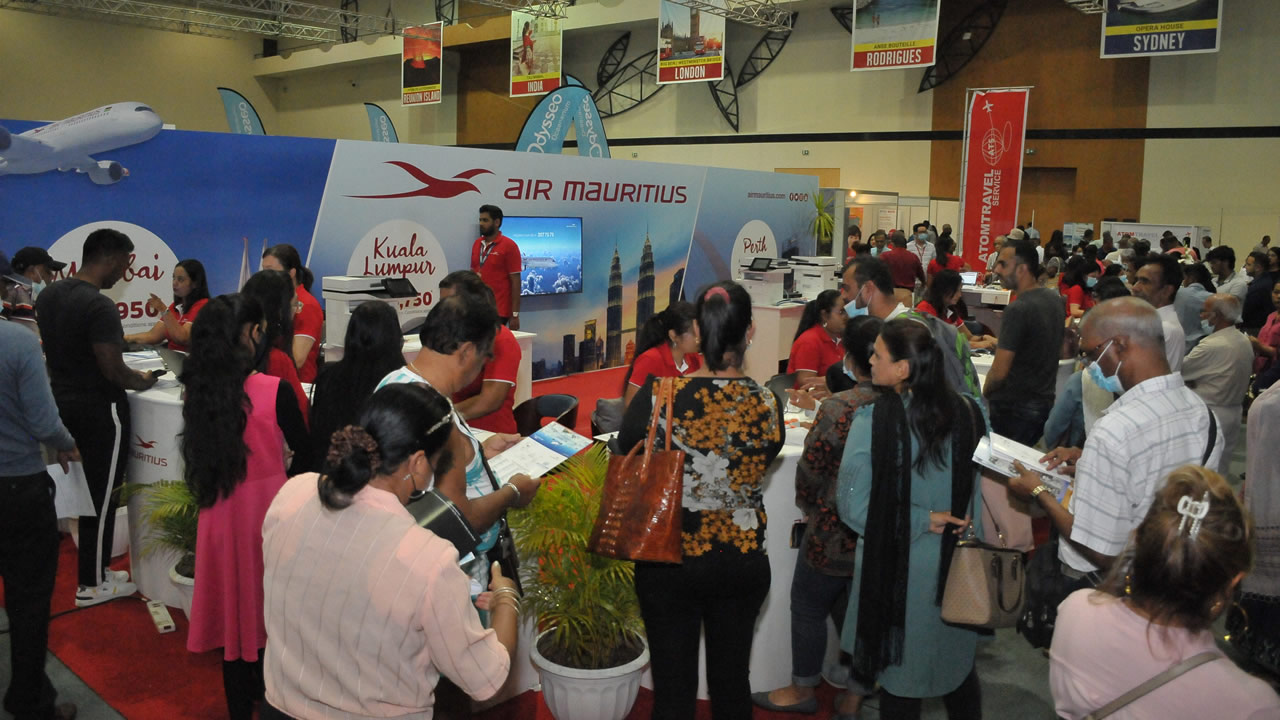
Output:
[
  {"xmin": 657, "ymin": 0, "xmax": 725, "ymax": 84},
  {"xmin": 1101, "ymin": 0, "xmax": 1222, "ymax": 59},
  {"xmin": 511, "ymin": 11, "xmax": 563, "ymax": 97},
  {"xmin": 402, "ymin": 23, "xmax": 443, "ymax": 106},
  {"xmin": 959, "ymin": 88, "xmax": 1030, "ymax": 271},
  {"xmin": 850, "ymin": 0, "xmax": 941, "ymax": 72}
]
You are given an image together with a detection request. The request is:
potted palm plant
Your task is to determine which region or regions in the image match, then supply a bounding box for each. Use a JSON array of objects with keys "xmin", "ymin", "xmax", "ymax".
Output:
[
  {"xmin": 508, "ymin": 443, "xmax": 649, "ymax": 720},
  {"xmin": 119, "ymin": 480, "xmax": 198, "ymax": 616}
]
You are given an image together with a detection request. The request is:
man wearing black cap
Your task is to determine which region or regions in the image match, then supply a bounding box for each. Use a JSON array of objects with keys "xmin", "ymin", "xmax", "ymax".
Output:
[{"xmin": 3, "ymin": 247, "xmax": 66, "ymax": 330}]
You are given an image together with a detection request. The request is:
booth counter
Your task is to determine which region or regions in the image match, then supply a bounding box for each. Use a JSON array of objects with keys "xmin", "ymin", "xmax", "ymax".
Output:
[{"xmin": 742, "ymin": 303, "xmax": 805, "ymax": 383}]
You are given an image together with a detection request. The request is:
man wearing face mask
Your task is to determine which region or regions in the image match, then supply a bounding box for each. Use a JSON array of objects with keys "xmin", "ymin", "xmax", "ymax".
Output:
[
  {"xmin": 1130, "ymin": 254, "xmax": 1186, "ymax": 372},
  {"xmin": 3, "ymin": 246, "xmax": 66, "ymax": 333},
  {"xmin": 907, "ymin": 223, "xmax": 936, "ymax": 295},
  {"xmin": 1007, "ymin": 297, "xmax": 1221, "ymax": 586},
  {"xmin": 983, "ymin": 238, "xmax": 1064, "ymax": 444},
  {"xmin": 1181, "ymin": 294, "xmax": 1252, "ymax": 477},
  {"xmin": 36, "ymin": 229, "xmax": 160, "ymax": 607}
]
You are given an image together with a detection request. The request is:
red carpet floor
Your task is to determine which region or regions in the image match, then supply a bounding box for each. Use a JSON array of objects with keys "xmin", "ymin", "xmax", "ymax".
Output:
[{"xmin": 530, "ymin": 366, "xmax": 626, "ymax": 438}]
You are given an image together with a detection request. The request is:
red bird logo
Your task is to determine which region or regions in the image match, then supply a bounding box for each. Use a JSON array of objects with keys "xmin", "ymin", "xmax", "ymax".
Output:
[
  {"xmin": 135, "ymin": 435, "xmax": 157, "ymax": 449},
  {"xmin": 347, "ymin": 161, "xmax": 493, "ymax": 200}
]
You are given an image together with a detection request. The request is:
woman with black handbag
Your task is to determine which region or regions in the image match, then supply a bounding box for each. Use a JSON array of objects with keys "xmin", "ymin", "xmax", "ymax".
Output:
[{"xmin": 836, "ymin": 318, "xmax": 986, "ymax": 720}]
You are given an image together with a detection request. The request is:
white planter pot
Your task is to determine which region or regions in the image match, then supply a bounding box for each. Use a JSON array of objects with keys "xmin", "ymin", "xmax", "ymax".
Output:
[
  {"xmin": 168, "ymin": 561, "xmax": 196, "ymax": 620},
  {"xmin": 530, "ymin": 631, "xmax": 649, "ymax": 720}
]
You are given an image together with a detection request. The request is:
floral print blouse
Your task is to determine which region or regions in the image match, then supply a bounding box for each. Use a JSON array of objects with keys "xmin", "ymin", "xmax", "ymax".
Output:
[{"xmin": 618, "ymin": 376, "xmax": 784, "ymax": 558}]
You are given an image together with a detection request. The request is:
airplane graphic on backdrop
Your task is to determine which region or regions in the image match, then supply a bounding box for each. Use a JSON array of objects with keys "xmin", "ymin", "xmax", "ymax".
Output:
[{"xmin": 0, "ymin": 102, "xmax": 163, "ymax": 185}]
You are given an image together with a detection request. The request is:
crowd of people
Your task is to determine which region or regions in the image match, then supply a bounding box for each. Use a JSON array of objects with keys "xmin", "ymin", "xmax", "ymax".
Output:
[{"xmin": 3, "ymin": 215, "xmax": 1280, "ymax": 720}]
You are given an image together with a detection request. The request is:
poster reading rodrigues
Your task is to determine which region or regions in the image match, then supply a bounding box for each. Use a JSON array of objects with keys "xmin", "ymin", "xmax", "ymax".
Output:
[
  {"xmin": 1101, "ymin": 0, "xmax": 1222, "ymax": 59},
  {"xmin": 850, "ymin": 0, "xmax": 941, "ymax": 72},
  {"xmin": 402, "ymin": 23, "xmax": 443, "ymax": 106},
  {"xmin": 511, "ymin": 11, "xmax": 563, "ymax": 97},
  {"xmin": 657, "ymin": 0, "xmax": 725, "ymax": 84}
]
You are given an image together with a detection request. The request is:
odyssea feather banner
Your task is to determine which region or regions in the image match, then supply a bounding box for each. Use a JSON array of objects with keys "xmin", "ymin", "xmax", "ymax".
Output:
[
  {"xmin": 850, "ymin": 0, "xmax": 941, "ymax": 71},
  {"xmin": 959, "ymin": 88, "xmax": 1029, "ymax": 271},
  {"xmin": 1101, "ymin": 0, "xmax": 1222, "ymax": 59}
]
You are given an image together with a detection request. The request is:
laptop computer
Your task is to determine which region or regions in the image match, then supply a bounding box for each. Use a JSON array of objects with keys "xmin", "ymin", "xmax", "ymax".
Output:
[
  {"xmin": 960, "ymin": 271, "xmax": 980, "ymax": 286},
  {"xmin": 154, "ymin": 347, "xmax": 187, "ymax": 378}
]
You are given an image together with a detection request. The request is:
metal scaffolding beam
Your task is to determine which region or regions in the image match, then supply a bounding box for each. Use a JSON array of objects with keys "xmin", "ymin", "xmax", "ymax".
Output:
[
  {"xmin": 1062, "ymin": 0, "xmax": 1105, "ymax": 13},
  {"xmin": 460, "ymin": 0, "xmax": 568, "ymax": 19},
  {"xmin": 664, "ymin": 0, "xmax": 792, "ymax": 32}
]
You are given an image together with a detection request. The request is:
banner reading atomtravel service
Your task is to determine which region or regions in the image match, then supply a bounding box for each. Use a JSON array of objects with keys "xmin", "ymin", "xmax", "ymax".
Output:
[
  {"xmin": 959, "ymin": 88, "xmax": 1029, "ymax": 271},
  {"xmin": 402, "ymin": 23, "xmax": 443, "ymax": 106},
  {"xmin": 657, "ymin": 0, "xmax": 725, "ymax": 84},
  {"xmin": 850, "ymin": 0, "xmax": 940, "ymax": 72},
  {"xmin": 511, "ymin": 11, "xmax": 562, "ymax": 97},
  {"xmin": 1101, "ymin": 0, "xmax": 1222, "ymax": 59}
]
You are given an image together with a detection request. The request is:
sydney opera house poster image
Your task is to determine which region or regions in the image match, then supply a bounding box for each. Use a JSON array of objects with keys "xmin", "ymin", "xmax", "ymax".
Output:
[
  {"xmin": 657, "ymin": 0, "xmax": 725, "ymax": 84},
  {"xmin": 402, "ymin": 23, "xmax": 443, "ymax": 106},
  {"xmin": 510, "ymin": 11, "xmax": 563, "ymax": 97},
  {"xmin": 851, "ymin": 0, "xmax": 940, "ymax": 71}
]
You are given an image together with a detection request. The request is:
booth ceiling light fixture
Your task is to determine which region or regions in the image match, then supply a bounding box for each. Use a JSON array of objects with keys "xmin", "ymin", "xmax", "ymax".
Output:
[
  {"xmin": 459, "ymin": 0, "xmax": 569, "ymax": 19},
  {"xmin": 1061, "ymin": 0, "xmax": 1105, "ymax": 13},
  {"xmin": 664, "ymin": 0, "xmax": 792, "ymax": 32},
  {"xmin": 1, "ymin": 0, "xmax": 415, "ymax": 40}
]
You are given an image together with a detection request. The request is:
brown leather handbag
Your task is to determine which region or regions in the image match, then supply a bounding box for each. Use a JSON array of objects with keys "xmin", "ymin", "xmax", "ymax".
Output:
[{"xmin": 588, "ymin": 377, "xmax": 686, "ymax": 564}]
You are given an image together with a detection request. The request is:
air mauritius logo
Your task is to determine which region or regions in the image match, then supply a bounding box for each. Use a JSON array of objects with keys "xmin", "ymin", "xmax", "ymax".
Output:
[
  {"xmin": 348, "ymin": 161, "xmax": 493, "ymax": 200},
  {"xmin": 132, "ymin": 436, "xmax": 168, "ymax": 467}
]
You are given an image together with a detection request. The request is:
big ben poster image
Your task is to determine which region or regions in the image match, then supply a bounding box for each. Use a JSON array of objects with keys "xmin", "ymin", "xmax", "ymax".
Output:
[
  {"xmin": 511, "ymin": 11, "xmax": 563, "ymax": 97},
  {"xmin": 657, "ymin": 0, "xmax": 725, "ymax": 84}
]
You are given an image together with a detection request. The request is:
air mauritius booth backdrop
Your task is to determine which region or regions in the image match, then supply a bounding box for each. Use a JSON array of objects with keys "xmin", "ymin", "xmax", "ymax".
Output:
[{"xmin": 0, "ymin": 104, "xmax": 819, "ymax": 379}]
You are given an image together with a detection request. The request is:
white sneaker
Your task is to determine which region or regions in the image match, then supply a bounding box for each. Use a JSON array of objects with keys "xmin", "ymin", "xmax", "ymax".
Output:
[{"xmin": 75, "ymin": 573, "xmax": 137, "ymax": 607}]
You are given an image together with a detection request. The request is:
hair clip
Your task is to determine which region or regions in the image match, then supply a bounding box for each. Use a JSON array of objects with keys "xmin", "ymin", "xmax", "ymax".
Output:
[
  {"xmin": 703, "ymin": 286, "xmax": 730, "ymax": 302},
  {"xmin": 1176, "ymin": 491, "xmax": 1211, "ymax": 539}
]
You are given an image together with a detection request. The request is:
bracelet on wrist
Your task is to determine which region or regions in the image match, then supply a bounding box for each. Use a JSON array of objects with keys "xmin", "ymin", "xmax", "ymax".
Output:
[{"xmin": 502, "ymin": 482, "xmax": 521, "ymax": 504}]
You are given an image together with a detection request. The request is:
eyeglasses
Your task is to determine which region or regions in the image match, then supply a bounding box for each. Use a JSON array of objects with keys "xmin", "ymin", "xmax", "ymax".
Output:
[{"xmin": 1078, "ymin": 337, "xmax": 1117, "ymax": 366}]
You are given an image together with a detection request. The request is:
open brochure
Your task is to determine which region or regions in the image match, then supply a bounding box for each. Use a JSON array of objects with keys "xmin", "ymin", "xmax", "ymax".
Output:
[
  {"xmin": 973, "ymin": 433, "xmax": 1072, "ymax": 502},
  {"xmin": 487, "ymin": 422, "xmax": 594, "ymax": 484}
]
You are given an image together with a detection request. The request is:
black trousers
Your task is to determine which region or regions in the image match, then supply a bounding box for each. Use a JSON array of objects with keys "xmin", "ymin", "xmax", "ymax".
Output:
[
  {"xmin": 222, "ymin": 659, "xmax": 264, "ymax": 720},
  {"xmin": 56, "ymin": 396, "xmax": 130, "ymax": 588},
  {"xmin": 879, "ymin": 667, "xmax": 982, "ymax": 720},
  {"xmin": 634, "ymin": 550, "xmax": 771, "ymax": 720},
  {"xmin": 0, "ymin": 472, "xmax": 61, "ymax": 720},
  {"xmin": 990, "ymin": 399, "xmax": 1053, "ymax": 447}
]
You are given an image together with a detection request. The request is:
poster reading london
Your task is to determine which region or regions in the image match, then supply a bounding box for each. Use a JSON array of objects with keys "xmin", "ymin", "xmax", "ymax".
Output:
[
  {"xmin": 850, "ymin": 0, "xmax": 941, "ymax": 72},
  {"xmin": 657, "ymin": 0, "xmax": 726, "ymax": 84},
  {"xmin": 1101, "ymin": 0, "xmax": 1222, "ymax": 58}
]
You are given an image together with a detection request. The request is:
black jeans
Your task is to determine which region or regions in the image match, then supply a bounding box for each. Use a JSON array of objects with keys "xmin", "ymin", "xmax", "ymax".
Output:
[
  {"xmin": 879, "ymin": 667, "xmax": 982, "ymax": 720},
  {"xmin": 634, "ymin": 550, "xmax": 771, "ymax": 720},
  {"xmin": 222, "ymin": 658, "xmax": 264, "ymax": 720},
  {"xmin": 56, "ymin": 397, "xmax": 130, "ymax": 588},
  {"xmin": 0, "ymin": 472, "xmax": 60, "ymax": 720},
  {"xmin": 990, "ymin": 399, "xmax": 1053, "ymax": 447}
]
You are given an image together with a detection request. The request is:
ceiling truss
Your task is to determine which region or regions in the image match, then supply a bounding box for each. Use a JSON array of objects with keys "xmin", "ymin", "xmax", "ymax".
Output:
[{"xmin": 663, "ymin": 0, "xmax": 792, "ymax": 32}]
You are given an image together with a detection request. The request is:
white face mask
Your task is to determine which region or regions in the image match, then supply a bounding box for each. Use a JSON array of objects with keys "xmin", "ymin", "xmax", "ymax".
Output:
[{"xmin": 31, "ymin": 279, "xmax": 47, "ymax": 298}]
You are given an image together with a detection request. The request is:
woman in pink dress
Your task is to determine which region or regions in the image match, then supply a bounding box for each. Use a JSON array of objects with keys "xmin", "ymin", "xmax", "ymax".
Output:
[
  {"xmin": 1251, "ymin": 279, "xmax": 1280, "ymax": 375},
  {"xmin": 180, "ymin": 294, "xmax": 311, "ymax": 719}
]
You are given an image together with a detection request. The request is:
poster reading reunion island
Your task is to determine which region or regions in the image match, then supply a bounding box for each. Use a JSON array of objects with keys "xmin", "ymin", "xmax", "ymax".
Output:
[
  {"xmin": 402, "ymin": 23, "xmax": 443, "ymax": 106},
  {"xmin": 959, "ymin": 88, "xmax": 1029, "ymax": 271},
  {"xmin": 657, "ymin": 0, "xmax": 726, "ymax": 84},
  {"xmin": 850, "ymin": 0, "xmax": 941, "ymax": 71},
  {"xmin": 1101, "ymin": 0, "xmax": 1222, "ymax": 59},
  {"xmin": 511, "ymin": 11, "xmax": 563, "ymax": 97}
]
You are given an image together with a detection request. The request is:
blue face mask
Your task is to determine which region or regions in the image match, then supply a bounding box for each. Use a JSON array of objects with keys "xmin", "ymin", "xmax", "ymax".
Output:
[
  {"xmin": 1201, "ymin": 319, "xmax": 1215, "ymax": 336},
  {"xmin": 843, "ymin": 362, "xmax": 857, "ymax": 381},
  {"xmin": 844, "ymin": 287, "xmax": 868, "ymax": 318},
  {"xmin": 917, "ymin": 233, "xmax": 929, "ymax": 243},
  {"xmin": 31, "ymin": 279, "xmax": 47, "ymax": 299},
  {"xmin": 1086, "ymin": 340, "xmax": 1124, "ymax": 394},
  {"xmin": 1086, "ymin": 276, "xmax": 1098, "ymax": 288}
]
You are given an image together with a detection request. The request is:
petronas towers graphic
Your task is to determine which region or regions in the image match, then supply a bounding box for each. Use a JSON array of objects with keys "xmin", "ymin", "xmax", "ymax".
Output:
[{"xmin": 605, "ymin": 230, "xmax": 657, "ymax": 368}]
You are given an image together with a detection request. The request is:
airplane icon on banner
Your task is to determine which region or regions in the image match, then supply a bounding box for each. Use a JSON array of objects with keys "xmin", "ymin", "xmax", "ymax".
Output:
[{"xmin": 0, "ymin": 102, "xmax": 163, "ymax": 185}]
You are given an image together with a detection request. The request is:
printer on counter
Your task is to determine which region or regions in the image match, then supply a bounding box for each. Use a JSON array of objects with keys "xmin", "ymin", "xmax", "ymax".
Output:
[
  {"xmin": 788, "ymin": 255, "xmax": 840, "ymax": 298},
  {"xmin": 737, "ymin": 256, "xmax": 795, "ymax": 305},
  {"xmin": 321, "ymin": 275, "xmax": 420, "ymax": 352}
]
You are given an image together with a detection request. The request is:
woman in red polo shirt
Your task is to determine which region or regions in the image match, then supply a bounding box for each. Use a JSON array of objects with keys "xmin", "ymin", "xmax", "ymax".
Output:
[
  {"xmin": 916, "ymin": 269, "xmax": 996, "ymax": 350},
  {"xmin": 622, "ymin": 302, "xmax": 701, "ymax": 409},
  {"xmin": 926, "ymin": 236, "xmax": 969, "ymax": 280},
  {"xmin": 1061, "ymin": 255, "xmax": 1097, "ymax": 321},
  {"xmin": 124, "ymin": 259, "xmax": 210, "ymax": 352},
  {"xmin": 787, "ymin": 290, "xmax": 846, "ymax": 388},
  {"xmin": 262, "ymin": 244, "xmax": 323, "ymax": 383}
]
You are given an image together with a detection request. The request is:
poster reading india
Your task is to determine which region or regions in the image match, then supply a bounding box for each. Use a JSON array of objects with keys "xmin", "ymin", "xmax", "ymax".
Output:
[
  {"xmin": 511, "ymin": 10, "xmax": 563, "ymax": 97},
  {"xmin": 850, "ymin": 0, "xmax": 941, "ymax": 72},
  {"xmin": 657, "ymin": 0, "xmax": 726, "ymax": 84},
  {"xmin": 1100, "ymin": 0, "xmax": 1222, "ymax": 59}
]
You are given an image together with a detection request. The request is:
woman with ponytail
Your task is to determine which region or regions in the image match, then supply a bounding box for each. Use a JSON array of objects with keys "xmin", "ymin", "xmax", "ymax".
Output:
[
  {"xmin": 621, "ymin": 301, "xmax": 701, "ymax": 408},
  {"xmin": 618, "ymin": 281, "xmax": 784, "ymax": 719},
  {"xmin": 180, "ymin": 294, "xmax": 312, "ymax": 720},
  {"xmin": 787, "ymin": 289, "xmax": 847, "ymax": 389},
  {"xmin": 261, "ymin": 243, "xmax": 323, "ymax": 382},
  {"xmin": 241, "ymin": 270, "xmax": 309, "ymax": 423},
  {"xmin": 260, "ymin": 384, "xmax": 520, "ymax": 719},
  {"xmin": 836, "ymin": 318, "xmax": 986, "ymax": 720}
]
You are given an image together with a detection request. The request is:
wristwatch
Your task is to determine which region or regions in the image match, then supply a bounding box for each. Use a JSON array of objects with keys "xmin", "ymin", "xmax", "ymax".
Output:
[{"xmin": 1031, "ymin": 484, "xmax": 1050, "ymax": 499}]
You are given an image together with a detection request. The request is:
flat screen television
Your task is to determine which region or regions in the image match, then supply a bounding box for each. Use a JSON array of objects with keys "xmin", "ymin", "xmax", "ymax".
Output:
[{"xmin": 503, "ymin": 216, "xmax": 584, "ymax": 296}]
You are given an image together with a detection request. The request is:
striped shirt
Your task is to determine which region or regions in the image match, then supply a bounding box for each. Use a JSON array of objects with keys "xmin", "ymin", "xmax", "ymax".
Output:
[
  {"xmin": 1061, "ymin": 373, "xmax": 1222, "ymax": 572},
  {"xmin": 262, "ymin": 473, "xmax": 510, "ymax": 719}
]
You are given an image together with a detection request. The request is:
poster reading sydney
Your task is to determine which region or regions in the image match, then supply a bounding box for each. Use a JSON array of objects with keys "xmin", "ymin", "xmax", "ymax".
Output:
[
  {"xmin": 1101, "ymin": 0, "xmax": 1222, "ymax": 58},
  {"xmin": 850, "ymin": 0, "xmax": 941, "ymax": 71},
  {"xmin": 657, "ymin": 0, "xmax": 725, "ymax": 84},
  {"xmin": 402, "ymin": 23, "xmax": 443, "ymax": 106},
  {"xmin": 511, "ymin": 11, "xmax": 562, "ymax": 97}
]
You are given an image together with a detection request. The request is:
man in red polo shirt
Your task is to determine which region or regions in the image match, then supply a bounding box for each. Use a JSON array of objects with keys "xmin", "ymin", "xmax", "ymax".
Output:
[
  {"xmin": 438, "ymin": 270, "xmax": 521, "ymax": 434},
  {"xmin": 879, "ymin": 230, "xmax": 924, "ymax": 306},
  {"xmin": 470, "ymin": 204, "xmax": 523, "ymax": 330}
]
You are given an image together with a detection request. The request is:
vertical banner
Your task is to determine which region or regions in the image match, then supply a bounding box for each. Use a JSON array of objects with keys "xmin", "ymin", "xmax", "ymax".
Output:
[
  {"xmin": 850, "ymin": 0, "xmax": 940, "ymax": 72},
  {"xmin": 959, "ymin": 88, "xmax": 1030, "ymax": 272},
  {"xmin": 657, "ymin": 0, "xmax": 725, "ymax": 84},
  {"xmin": 364, "ymin": 103, "xmax": 400, "ymax": 143},
  {"xmin": 515, "ymin": 85, "xmax": 612, "ymax": 158},
  {"xmin": 1102, "ymin": 0, "xmax": 1221, "ymax": 58},
  {"xmin": 216, "ymin": 87, "xmax": 266, "ymax": 135},
  {"xmin": 402, "ymin": 23, "xmax": 443, "ymax": 106},
  {"xmin": 511, "ymin": 11, "xmax": 563, "ymax": 97}
]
